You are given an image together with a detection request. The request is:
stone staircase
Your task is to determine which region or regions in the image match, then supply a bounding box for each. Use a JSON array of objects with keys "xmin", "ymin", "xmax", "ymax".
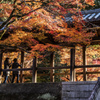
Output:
[
  {"xmin": 89, "ymin": 77, "xmax": 100, "ymax": 100},
  {"xmin": 62, "ymin": 81, "xmax": 97, "ymax": 100},
  {"xmin": 0, "ymin": 80, "xmax": 99, "ymax": 100}
]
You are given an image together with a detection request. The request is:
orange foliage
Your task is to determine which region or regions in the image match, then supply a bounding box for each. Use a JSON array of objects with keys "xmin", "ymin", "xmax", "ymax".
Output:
[
  {"xmin": 0, "ymin": 0, "xmax": 96, "ymax": 57},
  {"xmin": 60, "ymin": 45, "xmax": 100, "ymax": 81}
]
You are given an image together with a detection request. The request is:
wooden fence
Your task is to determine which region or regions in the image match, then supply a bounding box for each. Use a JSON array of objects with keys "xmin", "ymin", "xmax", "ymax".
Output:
[{"xmin": 1, "ymin": 63, "xmax": 100, "ymax": 83}]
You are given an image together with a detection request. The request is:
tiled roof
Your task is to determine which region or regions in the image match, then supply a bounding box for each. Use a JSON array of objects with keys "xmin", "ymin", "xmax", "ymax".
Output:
[
  {"xmin": 0, "ymin": 8, "xmax": 100, "ymax": 30},
  {"xmin": 65, "ymin": 8, "xmax": 100, "ymax": 22}
]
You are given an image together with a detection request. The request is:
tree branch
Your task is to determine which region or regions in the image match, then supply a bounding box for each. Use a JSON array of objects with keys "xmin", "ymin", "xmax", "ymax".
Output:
[
  {"xmin": 12, "ymin": 6, "xmax": 43, "ymax": 18},
  {"xmin": 0, "ymin": 0, "xmax": 17, "ymax": 30}
]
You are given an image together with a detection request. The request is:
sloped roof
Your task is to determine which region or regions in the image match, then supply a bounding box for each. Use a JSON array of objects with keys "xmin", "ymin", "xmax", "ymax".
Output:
[
  {"xmin": 65, "ymin": 8, "xmax": 100, "ymax": 24},
  {"xmin": 82, "ymin": 8, "xmax": 100, "ymax": 22}
]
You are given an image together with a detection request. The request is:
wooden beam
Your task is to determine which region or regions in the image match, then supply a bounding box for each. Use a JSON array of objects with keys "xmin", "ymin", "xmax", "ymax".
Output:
[
  {"xmin": 37, "ymin": 66, "xmax": 70, "ymax": 70},
  {"xmin": 70, "ymin": 47, "xmax": 75, "ymax": 82},
  {"xmin": 37, "ymin": 71, "xmax": 100, "ymax": 76},
  {"xmin": 2, "ymin": 68, "xmax": 32, "ymax": 71},
  {"xmin": 0, "ymin": 52, "xmax": 3, "ymax": 73},
  {"xmin": 2, "ymin": 64, "xmax": 100, "ymax": 71},
  {"xmin": 1, "ymin": 65, "xmax": 69, "ymax": 72},
  {"xmin": 50, "ymin": 52, "xmax": 54, "ymax": 82},
  {"xmin": 2, "ymin": 64, "xmax": 100, "ymax": 72},
  {"xmin": 87, "ymin": 27, "xmax": 100, "ymax": 30},
  {"xmin": 83, "ymin": 46, "xmax": 87, "ymax": 81},
  {"xmin": 20, "ymin": 51, "xmax": 24, "ymax": 83},
  {"xmin": 75, "ymin": 65, "xmax": 100, "ymax": 68},
  {"xmin": 76, "ymin": 72, "xmax": 100, "ymax": 74},
  {"xmin": 32, "ymin": 57, "xmax": 37, "ymax": 83},
  {"xmin": 0, "ymin": 52, "xmax": 3, "ymax": 83}
]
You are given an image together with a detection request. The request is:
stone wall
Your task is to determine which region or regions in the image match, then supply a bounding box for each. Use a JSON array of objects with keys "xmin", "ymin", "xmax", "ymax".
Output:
[
  {"xmin": 0, "ymin": 83, "xmax": 61, "ymax": 100},
  {"xmin": 0, "ymin": 81, "xmax": 98, "ymax": 100},
  {"xmin": 62, "ymin": 81, "xmax": 96, "ymax": 100}
]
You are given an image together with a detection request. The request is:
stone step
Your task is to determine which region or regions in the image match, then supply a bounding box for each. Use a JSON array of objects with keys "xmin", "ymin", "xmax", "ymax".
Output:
[{"xmin": 62, "ymin": 81, "xmax": 97, "ymax": 100}]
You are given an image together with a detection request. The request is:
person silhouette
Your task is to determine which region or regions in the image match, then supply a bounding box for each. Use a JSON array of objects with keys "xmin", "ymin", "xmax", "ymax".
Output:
[
  {"xmin": 3, "ymin": 58, "xmax": 11, "ymax": 83},
  {"xmin": 11, "ymin": 58, "xmax": 21, "ymax": 83}
]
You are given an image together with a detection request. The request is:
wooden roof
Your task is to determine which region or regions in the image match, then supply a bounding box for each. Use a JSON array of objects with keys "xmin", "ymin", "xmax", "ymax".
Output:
[
  {"xmin": 82, "ymin": 8, "xmax": 100, "ymax": 23},
  {"xmin": 65, "ymin": 8, "xmax": 100, "ymax": 24},
  {"xmin": 66, "ymin": 8, "xmax": 100, "ymax": 45},
  {"xmin": 0, "ymin": 44, "xmax": 28, "ymax": 52}
]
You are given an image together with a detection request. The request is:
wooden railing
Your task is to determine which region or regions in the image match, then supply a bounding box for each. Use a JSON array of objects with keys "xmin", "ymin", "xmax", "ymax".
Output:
[
  {"xmin": 1, "ymin": 64, "xmax": 100, "ymax": 72},
  {"xmin": 75, "ymin": 65, "xmax": 100, "ymax": 68},
  {"xmin": 0, "ymin": 64, "xmax": 100, "ymax": 83},
  {"xmin": 2, "ymin": 68, "xmax": 32, "ymax": 72}
]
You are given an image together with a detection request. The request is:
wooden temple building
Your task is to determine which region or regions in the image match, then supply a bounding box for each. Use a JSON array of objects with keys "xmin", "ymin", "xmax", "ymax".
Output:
[{"xmin": 0, "ymin": 8, "xmax": 100, "ymax": 83}]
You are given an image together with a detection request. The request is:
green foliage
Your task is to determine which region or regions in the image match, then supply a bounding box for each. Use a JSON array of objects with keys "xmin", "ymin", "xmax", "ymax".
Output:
[
  {"xmin": 37, "ymin": 56, "xmax": 51, "ymax": 82},
  {"xmin": 37, "ymin": 93, "xmax": 57, "ymax": 100},
  {"xmin": 37, "ymin": 51, "xmax": 64, "ymax": 82},
  {"xmin": 54, "ymin": 51, "xmax": 63, "ymax": 82},
  {"xmin": 0, "ymin": 0, "xmax": 14, "ymax": 3}
]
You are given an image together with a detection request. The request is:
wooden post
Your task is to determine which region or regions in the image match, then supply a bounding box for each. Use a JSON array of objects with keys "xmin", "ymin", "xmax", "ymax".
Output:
[
  {"xmin": 83, "ymin": 46, "xmax": 87, "ymax": 81},
  {"xmin": 50, "ymin": 52, "xmax": 54, "ymax": 82},
  {"xmin": 20, "ymin": 51, "xmax": 24, "ymax": 83},
  {"xmin": 32, "ymin": 57, "xmax": 37, "ymax": 83},
  {"xmin": 70, "ymin": 47, "xmax": 75, "ymax": 82},
  {"xmin": 0, "ymin": 52, "xmax": 3, "ymax": 83}
]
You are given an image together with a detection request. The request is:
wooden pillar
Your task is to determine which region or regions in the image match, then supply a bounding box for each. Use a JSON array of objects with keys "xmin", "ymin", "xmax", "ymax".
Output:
[
  {"xmin": 50, "ymin": 52, "xmax": 54, "ymax": 82},
  {"xmin": 83, "ymin": 46, "xmax": 87, "ymax": 81},
  {"xmin": 70, "ymin": 47, "xmax": 75, "ymax": 82},
  {"xmin": 20, "ymin": 51, "xmax": 24, "ymax": 83},
  {"xmin": 0, "ymin": 52, "xmax": 3, "ymax": 83},
  {"xmin": 32, "ymin": 57, "xmax": 37, "ymax": 83}
]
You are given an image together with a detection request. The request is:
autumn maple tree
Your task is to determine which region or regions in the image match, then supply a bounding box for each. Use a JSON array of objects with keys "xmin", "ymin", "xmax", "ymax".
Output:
[
  {"xmin": 0, "ymin": 0, "xmax": 96, "ymax": 56},
  {"xmin": 0, "ymin": 0, "xmax": 99, "ymax": 83}
]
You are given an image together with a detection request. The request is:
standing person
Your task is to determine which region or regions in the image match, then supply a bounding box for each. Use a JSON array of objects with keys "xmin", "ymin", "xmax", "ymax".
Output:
[
  {"xmin": 3, "ymin": 58, "xmax": 11, "ymax": 83},
  {"xmin": 11, "ymin": 58, "xmax": 21, "ymax": 83}
]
